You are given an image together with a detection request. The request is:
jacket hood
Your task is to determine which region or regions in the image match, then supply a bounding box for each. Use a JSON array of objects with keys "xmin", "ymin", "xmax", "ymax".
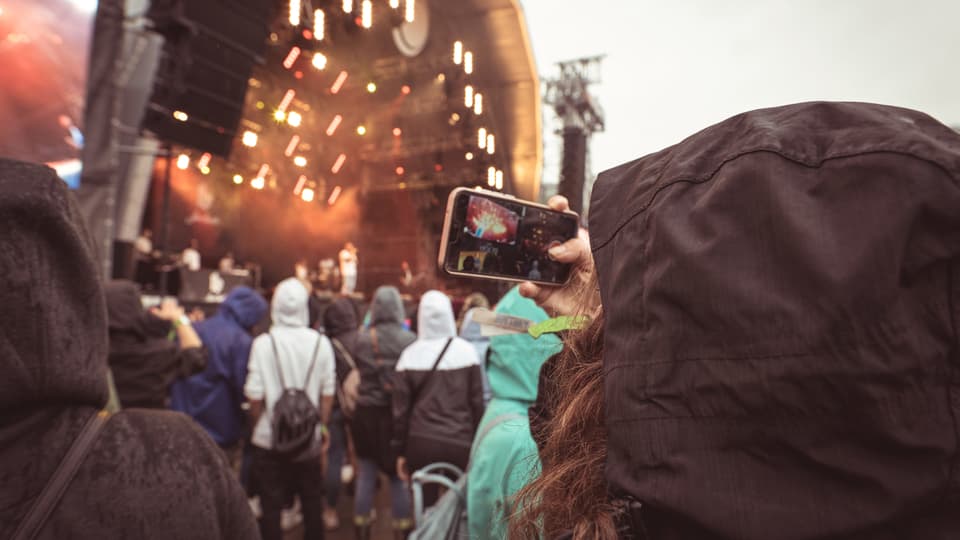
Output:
[
  {"xmin": 271, "ymin": 278, "xmax": 309, "ymax": 328},
  {"xmin": 104, "ymin": 280, "xmax": 170, "ymax": 339},
  {"xmin": 589, "ymin": 101, "xmax": 960, "ymax": 537},
  {"xmin": 221, "ymin": 286, "xmax": 267, "ymax": 329},
  {"xmin": 0, "ymin": 159, "xmax": 108, "ymax": 412},
  {"xmin": 417, "ymin": 290, "xmax": 456, "ymax": 340},
  {"xmin": 370, "ymin": 285, "xmax": 405, "ymax": 326},
  {"xmin": 487, "ymin": 288, "xmax": 560, "ymax": 404},
  {"xmin": 324, "ymin": 297, "xmax": 358, "ymax": 337}
]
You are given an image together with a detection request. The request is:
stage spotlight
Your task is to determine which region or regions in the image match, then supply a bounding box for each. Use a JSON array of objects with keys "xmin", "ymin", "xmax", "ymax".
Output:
[
  {"xmin": 314, "ymin": 9, "xmax": 324, "ymax": 40},
  {"xmin": 287, "ymin": 111, "xmax": 303, "ymax": 127},
  {"xmin": 342, "ymin": 0, "xmax": 352, "ymax": 14},
  {"xmin": 289, "ymin": 0, "xmax": 300, "ymax": 26},
  {"xmin": 176, "ymin": 154, "xmax": 190, "ymax": 170},
  {"xmin": 453, "ymin": 41, "xmax": 463, "ymax": 65},
  {"xmin": 473, "ymin": 93, "xmax": 483, "ymax": 115},
  {"xmin": 242, "ymin": 130, "xmax": 258, "ymax": 147},
  {"xmin": 434, "ymin": 163, "xmax": 443, "ymax": 172},
  {"xmin": 233, "ymin": 174, "xmax": 244, "ymax": 185},
  {"xmin": 389, "ymin": 0, "xmax": 399, "ymax": 8},
  {"xmin": 465, "ymin": 151, "xmax": 474, "ymax": 160},
  {"xmin": 464, "ymin": 51, "xmax": 473, "ymax": 74},
  {"xmin": 401, "ymin": 84, "xmax": 411, "ymax": 95},
  {"xmin": 283, "ymin": 46, "xmax": 301, "ymax": 69},
  {"xmin": 274, "ymin": 110, "xmax": 287, "ymax": 122},
  {"xmin": 301, "ymin": 187, "xmax": 315, "ymax": 202},
  {"xmin": 293, "ymin": 156, "xmax": 307, "ymax": 167},
  {"xmin": 392, "ymin": 127, "xmax": 402, "ymax": 136},
  {"xmin": 495, "ymin": 169, "xmax": 503, "ymax": 190},
  {"xmin": 312, "ymin": 52, "xmax": 327, "ymax": 70},
  {"xmin": 395, "ymin": 166, "xmax": 404, "ymax": 175},
  {"xmin": 331, "ymin": 71, "xmax": 349, "ymax": 94},
  {"xmin": 198, "ymin": 152, "xmax": 212, "ymax": 169},
  {"xmin": 332, "ymin": 153, "xmax": 347, "ymax": 173},
  {"xmin": 437, "ymin": 73, "xmax": 446, "ymax": 82},
  {"xmin": 449, "ymin": 112, "xmax": 461, "ymax": 126},
  {"xmin": 251, "ymin": 177, "xmax": 265, "ymax": 190},
  {"xmin": 361, "ymin": 0, "xmax": 372, "ymax": 28},
  {"xmin": 487, "ymin": 134, "xmax": 495, "ymax": 154},
  {"xmin": 464, "ymin": 85, "xmax": 473, "ymax": 108},
  {"xmin": 478, "ymin": 127, "xmax": 487, "ymax": 149},
  {"xmin": 328, "ymin": 185, "xmax": 342, "ymax": 205},
  {"xmin": 404, "ymin": 0, "xmax": 414, "ymax": 22},
  {"xmin": 285, "ymin": 135, "xmax": 301, "ymax": 156},
  {"xmin": 199, "ymin": 166, "xmax": 211, "ymax": 175},
  {"xmin": 366, "ymin": 82, "xmax": 377, "ymax": 93},
  {"xmin": 256, "ymin": 101, "xmax": 265, "ymax": 110},
  {"xmin": 487, "ymin": 166, "xmax": 495, "ymax": 187},
  {"xmin": 327, "ymin": 115, "xmax": 343, "ymax": 136},
  {"xmin": 172, "ymin": 110, "xmax": 188, "ymax": 122},
  {"xmin": 356, "ymin": 125, "xmax": 367, "ymax": 135}
]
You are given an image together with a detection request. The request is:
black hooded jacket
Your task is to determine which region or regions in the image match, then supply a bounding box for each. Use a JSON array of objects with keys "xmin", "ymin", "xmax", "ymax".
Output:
[
  {"xmin": 590, "ymin": 102, "xmax": 960, "ymax": 539},
  {"xmin": 105, "ymin": 280, "xmax": 206, "ymax": 408},
  {"xmin": 355, "ymin": 286, "xmax": 416, "ymax": 408},
  {"xmin": 324, "ymin": 297, "xmax": 360, "ymax": 390},
  {"xmin": 0, "ymin": 159, "xmax": 257, "ymax": 539}
]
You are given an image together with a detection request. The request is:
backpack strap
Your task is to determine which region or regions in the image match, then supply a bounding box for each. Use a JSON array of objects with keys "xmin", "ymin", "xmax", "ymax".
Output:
[
  {"xmin": 268, "ymin": 333, "xmax": 287, "ymax": 390},
  {"xmin": 468, "ymin": 412, "xmax": 524, "ymax": 471},
  {"xmin": 302, "ymin": 334, "xmax": 322, "ymax": 390},
  {"xmin": 330, "ymin": 337, "xmax": 356, "ymax": 370},
  {"xmin": 270, "ymin": 332, "xmax": 322, "ymax": 391},
  {"xmin": 409, "ymin": 337, "xmax": 453, "ymax": 407},
  {"xmin": 12, "ymin": 410, "xmax": 111, "ymax": 540},
  {"xmin": 369, "ymin": 327, "xmax": 380, "ymax": 357}
]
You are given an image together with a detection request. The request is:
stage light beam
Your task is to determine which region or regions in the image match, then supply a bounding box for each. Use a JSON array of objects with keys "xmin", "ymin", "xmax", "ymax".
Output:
[
  {"xmin": 342, "ymin": 0, "xmax": 352, "ymax": 14},
  {"xmin": 242, "ymin": 130, "xmax": 258, "ymax": 147},
  {"xmin": 289, "ymin": 0, "xmax": 301, "ymax": 26},
  {"xmin": 404, "ymin": 0, "xmax": 414, "ymax": 22},
  {"xmin": 478, "ymin": 127, "xmax": 487, "ymax": 149},
  {"xmin": 287, "ymin": 111, "xmax": 303, "ymax": 127},
  {"xmin": 314, "ymin": 9, "xmax": 324, "ymax": 40},
  {"xmin": 473, "ymin": 93, "xmax": 483, "ymax": 115},
  {"xmin": 301, "ymin": 187, "xmax": 315, "ymax": 202},
  {"xmin": 284, "ymin": 135, "xmax": 301, "ymax": 156},
  {"xmin": 293, "ymin": 156, "xmax": 307, "ymax": 167},
  {"xmin": 294, "ymin": 175, "xmax": 308, "ymax": 194},
  {"xmin": 464, "ymin": 85, "xmax": 473, "ymax": 108},
  {"xmin": 326, "ymin": 115, "xmax": 343, "ymax": 136},
  {"xmin": 283, "ymin": 46, "xmax": 301, "ymax": 69},
  {"xmin": 495, "ymin": 169, "xmax": 504, "ymax": 190},
  {"xmin": 487, "ymin": 133, "xmax": 495, "ymax": 154},
  {"xmin": 328, "ymin": 185, "xmax": 342, "ymax": 205},
  {"xmin": 487, "ymin": 166, "xmax": 496, "ymax": 187},
  {"xmin": 332, "ymin": 154, "xmax": 347, "ymax": 173},
  {"xmin": 274, "ymin": 110, "xmax": 286, "ymax": 122},
  {"xmin": 453, "ymin": 41, "xmax": 463, "ymax": 65},
  {"xmin": 172, "ymin": 110, "xmax": 188, "ymax": 122},
  {"xmin": 361, "ymin": 0, "xmax": 372, "ymax": 28},
  {"xmin": 176, "ymin": 154, "xmax": 190, "ymax": 170},
  {"xmin": 464, "ymin": 51, "xmax": 473, "ymax": 74},
  {"xmin": 331, "ymin": 71, "xmax": 348, "ymax": 94}
]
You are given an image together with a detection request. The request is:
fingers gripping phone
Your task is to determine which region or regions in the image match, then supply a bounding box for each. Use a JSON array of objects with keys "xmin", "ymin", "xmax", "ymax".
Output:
[{"xmin": 438, "ymin": 188, "xmax": 579, "ymax": 286}]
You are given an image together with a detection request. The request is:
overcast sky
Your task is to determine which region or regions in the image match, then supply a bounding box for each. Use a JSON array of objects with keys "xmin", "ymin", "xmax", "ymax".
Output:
[{"xmin": 521, "ymin": 0, "xmax": 960, "ymax": 185}]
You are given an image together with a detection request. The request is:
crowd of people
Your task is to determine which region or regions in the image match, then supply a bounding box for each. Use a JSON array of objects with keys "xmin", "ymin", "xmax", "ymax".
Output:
[{"xmin": 4, "ymin": 101, "xmax": 960, "ymax": 540}]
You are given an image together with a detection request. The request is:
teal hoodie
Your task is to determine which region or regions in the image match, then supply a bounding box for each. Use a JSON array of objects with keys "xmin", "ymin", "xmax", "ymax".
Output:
[{"xmin": 466, "ymin": 288, "xmax": 561, "ymax": 539}]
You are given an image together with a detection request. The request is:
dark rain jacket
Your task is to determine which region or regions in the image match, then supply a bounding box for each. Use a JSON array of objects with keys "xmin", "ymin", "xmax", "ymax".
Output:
[
  {"xmin": 169, "ymin": 286, "xmax": 267, "ymax": 447},
  {"xmin": 392, "ymin": 290, "xmax": 484, "ymax": 454},
  {"xmin": 590, "ymin": 102, "xmax": 960, "ymax": 539},
  {"xmin": 324, "ymin": 297, "xmax": 361, "ymax": 392},
  {"xmin": 105, "ymin": 280, "xmax": 207, "ymax": 409},
  {"xmin": 355, "ymin": 286, "xmax": 416, "ymax": 408},
  {"xmin": 0, "ymin": 159, "xmax": 258, "ymax": 539}
]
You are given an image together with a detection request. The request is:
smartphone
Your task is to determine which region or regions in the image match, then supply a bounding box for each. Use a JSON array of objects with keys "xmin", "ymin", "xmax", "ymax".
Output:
[{"xmin": 438, "ymin": 187, "xmax": 579, "ymax": 286}]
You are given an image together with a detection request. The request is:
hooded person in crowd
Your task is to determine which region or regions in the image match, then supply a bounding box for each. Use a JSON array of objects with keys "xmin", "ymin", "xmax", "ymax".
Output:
[
  {"xmin": 245, "ymin": 277, "xmax": 336, "ymax": 540},
  {"xmin": 0, "ymin": 158, "xmax": 258, "ymax": 539},
  {"xmin": 105, "ymin": 280, "xmax": 207, "ymax": 409},
  {"xmin": 351, "ymin": 286, "xmax": 416, "ymax": 539},
  {"xmin": 320, "ymin": 297, "xmax": 362, "ymax": 530},
  {"xmin": 393, "ymin": 290, "xmax": 484, "ymax": 507},
  {"xmin": 458, "ymin": 302, "xmax": 492, "ymax": 405},
  {"xmin": 170, "ymin": 286, "xmax": 267, "ymax": 466},
  {"xmin": 514, "ymin": 102, "xmax": 960, "ymax": 539},
  {"xmin": 467, "ymin": 287, "xmax": 561, "ymax": 539}
]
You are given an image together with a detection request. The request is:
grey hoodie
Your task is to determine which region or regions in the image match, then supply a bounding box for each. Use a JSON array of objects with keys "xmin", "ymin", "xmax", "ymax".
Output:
[{"xmin": 355, "ymin": 286, "xmax": 416, "ymax": 408}]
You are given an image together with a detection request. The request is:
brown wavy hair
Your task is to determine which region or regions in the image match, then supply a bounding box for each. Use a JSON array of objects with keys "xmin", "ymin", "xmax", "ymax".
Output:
[{"xmin": 509, "ymin": 304, "xmax": 616, "ymax": 539}]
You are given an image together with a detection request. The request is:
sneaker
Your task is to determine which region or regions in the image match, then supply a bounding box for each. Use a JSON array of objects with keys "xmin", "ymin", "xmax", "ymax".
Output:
[
  {"xmin": 322, "ymin": 507, "xmax": 340, "ymax": 531},
  {"xmin": 281, "ymin": 498, "xmax": 303, "ymax": 531},
  {"xmin": 341, "ymin": 464, "xmax": 355, "ymax": 484},
  {"xmin": 248, "ymin": 497, "xmax": 262, "ymax": 519}
]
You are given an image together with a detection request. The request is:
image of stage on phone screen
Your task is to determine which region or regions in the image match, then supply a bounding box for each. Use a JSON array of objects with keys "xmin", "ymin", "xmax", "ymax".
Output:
[{"xmin": 444, "ymin": 193, "xmax": 578, "ymax": 285}]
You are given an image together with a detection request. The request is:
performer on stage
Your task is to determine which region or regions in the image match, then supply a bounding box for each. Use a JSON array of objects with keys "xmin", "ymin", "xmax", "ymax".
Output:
[
  {"xmin": 181, "ymin": 239, "xmax": 201, "ymax": 271},
  {"xmin": 339, "ymin": 242, "xmax": 358, "ymax": 295}
]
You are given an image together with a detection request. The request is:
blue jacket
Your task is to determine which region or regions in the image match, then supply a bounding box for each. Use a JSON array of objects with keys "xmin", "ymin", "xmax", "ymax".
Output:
[{"xmin": 170, "ymin": 287, "xmax": 267, "ymax": 446}]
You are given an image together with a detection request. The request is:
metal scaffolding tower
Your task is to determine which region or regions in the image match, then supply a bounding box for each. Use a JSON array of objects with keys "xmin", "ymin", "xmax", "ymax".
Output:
[{"xmin": 543, "ymin": 55, "xmax": 605, "ymax": 217}]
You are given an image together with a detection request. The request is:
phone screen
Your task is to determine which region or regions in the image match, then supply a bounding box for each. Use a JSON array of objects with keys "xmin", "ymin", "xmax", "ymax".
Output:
[{"xmin": 441, "ymin": 190, "xmax": 579, "ymax": 285}]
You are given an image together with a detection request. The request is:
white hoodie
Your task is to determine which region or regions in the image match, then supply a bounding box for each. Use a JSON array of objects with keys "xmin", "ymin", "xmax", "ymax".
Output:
[{"xmin": 245, "ymin": 278, "xmax": 335, "ymax": 450}]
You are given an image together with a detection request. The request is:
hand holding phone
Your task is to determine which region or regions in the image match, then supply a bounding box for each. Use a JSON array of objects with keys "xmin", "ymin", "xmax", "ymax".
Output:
[{"xmin": 438, "ymin": 188, "xmax": 580, "ymax": 286}]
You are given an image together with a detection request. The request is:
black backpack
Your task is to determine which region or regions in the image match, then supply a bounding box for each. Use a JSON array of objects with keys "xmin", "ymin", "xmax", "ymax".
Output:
[{"xmin": 268, "ymin": 333, "xmax": 322, "ymax": 461}]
